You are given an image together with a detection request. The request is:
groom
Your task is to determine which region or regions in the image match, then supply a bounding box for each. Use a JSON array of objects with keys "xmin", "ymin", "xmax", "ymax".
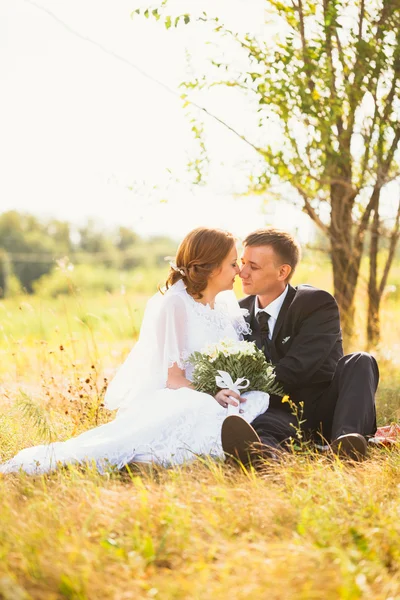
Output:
[{"xmin": 216, "ymin": 228, "xmax": 379, "ymax": 461}]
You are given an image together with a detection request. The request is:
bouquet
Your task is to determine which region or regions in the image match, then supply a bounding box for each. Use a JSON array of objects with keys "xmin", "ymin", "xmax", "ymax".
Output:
[{"xmin": 189, "ymin": 339, "xmax": 284, "ymax": 399}]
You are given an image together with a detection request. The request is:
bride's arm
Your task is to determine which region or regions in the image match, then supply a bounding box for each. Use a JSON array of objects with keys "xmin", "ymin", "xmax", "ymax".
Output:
[{"xmin": 167, "ymin": 363, "xmax": 194, "ymax": 390}]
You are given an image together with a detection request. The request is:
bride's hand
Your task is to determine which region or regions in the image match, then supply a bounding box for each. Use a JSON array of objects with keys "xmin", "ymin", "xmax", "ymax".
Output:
[{"xmin": 214, "ymin": 389, "xmax": 247, "ymax": 408}]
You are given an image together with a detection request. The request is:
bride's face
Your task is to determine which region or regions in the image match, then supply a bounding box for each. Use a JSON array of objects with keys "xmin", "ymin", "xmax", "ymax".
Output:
[{"xmin": 210, "ymin": 245, "xmax": 240, "ymax": 292}]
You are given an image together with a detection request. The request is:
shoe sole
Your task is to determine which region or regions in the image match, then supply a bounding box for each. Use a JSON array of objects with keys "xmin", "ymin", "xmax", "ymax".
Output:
[
  {"xmin": 331, "ymin": 434, "xmax": 367, "ymax": 461},
  {"xmin": 221, "ymin": 415, "xmax": 261, "ymax": 465}
]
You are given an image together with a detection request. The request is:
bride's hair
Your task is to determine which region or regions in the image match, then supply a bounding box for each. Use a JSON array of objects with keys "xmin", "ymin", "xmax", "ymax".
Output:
[{"xmin": 164, "ymin": 227, "xmax": 235, "ymax": 298}]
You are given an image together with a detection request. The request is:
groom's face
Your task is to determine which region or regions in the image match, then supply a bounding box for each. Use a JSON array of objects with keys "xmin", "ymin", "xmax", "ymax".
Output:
[{"xmin": 240, "ymin": 244, "xmax": 288, "ymax": 296}]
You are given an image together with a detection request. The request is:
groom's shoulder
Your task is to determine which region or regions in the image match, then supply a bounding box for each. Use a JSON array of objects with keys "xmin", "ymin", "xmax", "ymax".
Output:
[
  {"xmin": 239, "ymin": 295, "xmax": 254, "ymax": 310},
  {"xmin": 292, "ymin": 284, "xmax": 338, "ymax": 308},
  {"xmin": 240, "ymin": 285, "xmax": 335, "ymax": 304},
  {"xmin": 239, "ymin": 285, "xmax": 337, "ymax": 314}
]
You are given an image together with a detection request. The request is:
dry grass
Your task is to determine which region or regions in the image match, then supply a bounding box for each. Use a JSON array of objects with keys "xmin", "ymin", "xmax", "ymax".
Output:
[
  {"xmin": 1, "ymin": 455, "xmax": 400, "ymax": 599},
  {"xmin": 1, "ymin": 270, "xmax": 400, "ymax": 599}
]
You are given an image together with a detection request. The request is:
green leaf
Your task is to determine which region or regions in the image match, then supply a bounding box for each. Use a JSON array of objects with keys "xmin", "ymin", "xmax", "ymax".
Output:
[{"xmin": 165, "ymin": 15, "xmax": 172, "ymax": 29}]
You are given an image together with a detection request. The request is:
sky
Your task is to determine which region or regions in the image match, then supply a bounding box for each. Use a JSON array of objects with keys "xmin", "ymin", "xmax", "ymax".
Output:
[{"xmin": 0, "ymin": 0, "xmax": 312, "ymax": 240}]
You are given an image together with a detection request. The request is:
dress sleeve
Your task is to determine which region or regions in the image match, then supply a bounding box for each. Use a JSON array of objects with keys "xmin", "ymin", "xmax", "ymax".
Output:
[
  {"xmin": 104, "ymin": 289, "xmax": 190, "ymax": 412},
  {"xmin": 156, "ymin": 293, "xmax": 189, "ymax": 370}
]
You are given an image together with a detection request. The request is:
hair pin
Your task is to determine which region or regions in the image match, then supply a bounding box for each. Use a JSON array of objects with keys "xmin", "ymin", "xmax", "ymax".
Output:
[{"xmin": 169, "ymin": 261, "xmax": 187, "ymax": 277}]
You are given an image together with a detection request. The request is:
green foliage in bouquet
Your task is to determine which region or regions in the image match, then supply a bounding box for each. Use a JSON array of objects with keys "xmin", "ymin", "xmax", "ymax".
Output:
[{"xmin": 189, "ymin": 339, "xmax": 285, "ymax": 398}]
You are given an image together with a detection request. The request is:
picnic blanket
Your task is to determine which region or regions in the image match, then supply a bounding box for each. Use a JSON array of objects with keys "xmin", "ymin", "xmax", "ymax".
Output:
[{"xmin": 369, "ymin": 424, "xmax": 400, "ymax": 446}]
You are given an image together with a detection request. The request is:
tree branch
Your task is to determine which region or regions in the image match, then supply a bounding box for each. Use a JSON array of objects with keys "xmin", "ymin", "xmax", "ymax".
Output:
[
  {"xmin": 294, "ymin": 0, "xmax": 315, "ymax": 92},
  {"xmin": 357, "ymin": 128, "xmax": 400, "ymax": 251},
  {"xmin": 294, "ymin": 185, "xmax": 330, "ymax": 234},
  {"xmin": 333, "ymin": 22, "xmax": 347, "ymax": 75},
  {"xmin": 382, "ymin": 39, "xmax": 400, "ymax": 124},
  {"xmin": 381, "ymin": 125, "xmax": 400, "ymax": 182},
  {"xmin": 358, "ymin": 0, "xmax": 365, "ymax": 43},
  {"xmin": 358, "ymin": 82, "xmax": 380, "ymax": 188},
  {"xmin": 355, "ymin": 185, "xmax": 380, "ymax": 250},
  {"xmin": 24, "ymin": 0, "xmax": 274, "ymax": 165},
  {"xmin": 379, "ymin": 193, "xmax": 400, "ymax": 297}
]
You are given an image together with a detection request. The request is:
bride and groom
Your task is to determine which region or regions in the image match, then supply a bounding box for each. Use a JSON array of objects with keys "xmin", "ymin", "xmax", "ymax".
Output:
[{"xmin": 0, "ymin": 227, "xmax": 379, "ymax": 474}]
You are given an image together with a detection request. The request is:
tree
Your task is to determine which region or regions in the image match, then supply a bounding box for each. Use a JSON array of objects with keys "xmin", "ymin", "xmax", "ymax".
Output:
[
  {"xmin": 138, "ymin": 0, "xmax": 400, "ymax": 342},
  {"xmin": 0, "ymin": 212, "xmax": 56, "ymax": 292},
  {"xmin": 0, "ymin": 249, "xmax": 10, "ymax": 298},
  {"xmin": 114, "ymin": 227, "xmax": 140, "ymax": 251},
  {"xmin": 367, "ymin": 192, "xmax": 400, "ymax": 346},
  {"xmin": 77, "ymin": 220, "xmax": 119, "ymax": 268}
]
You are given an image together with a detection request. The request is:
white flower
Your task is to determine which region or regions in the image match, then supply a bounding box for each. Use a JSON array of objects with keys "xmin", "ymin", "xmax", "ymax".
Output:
[{"xmin": 201, "ymin": 339, "xmax": 257, "ymax": 360}]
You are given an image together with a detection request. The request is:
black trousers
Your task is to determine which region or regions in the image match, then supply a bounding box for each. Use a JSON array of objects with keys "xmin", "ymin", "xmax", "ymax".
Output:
[{"xmin": 251, "ymin": 352, "xmax": 379, "ymax": 449}]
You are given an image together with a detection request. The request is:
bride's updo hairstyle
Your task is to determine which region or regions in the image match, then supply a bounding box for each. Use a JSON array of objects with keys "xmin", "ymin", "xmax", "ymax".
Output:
[{"xmin": 165, "ymin": 227, "xmax": 235, "ymax": 299}]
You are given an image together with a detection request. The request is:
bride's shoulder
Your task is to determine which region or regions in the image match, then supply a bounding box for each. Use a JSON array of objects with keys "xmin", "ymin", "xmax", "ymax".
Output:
[
  {"xmin": 154, "ymin": 286, "xmax": 188, "ymax": 314},
  {"xmin": 145, "ymin": 290, "xmax": 188, "ymax": 329},
  {"xmin": 215, "ymin": 290, "xmax": 243, "ymax": 316}
]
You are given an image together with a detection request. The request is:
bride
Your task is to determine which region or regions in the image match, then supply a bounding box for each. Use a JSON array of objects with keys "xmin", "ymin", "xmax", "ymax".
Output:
[{"xmin": 0, "ymin": 228, "xmax": 270, "ymax": 474}]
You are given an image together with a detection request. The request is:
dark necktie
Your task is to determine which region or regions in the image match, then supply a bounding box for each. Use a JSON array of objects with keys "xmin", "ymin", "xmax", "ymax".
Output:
[{"xmin": 256, "ymin": 311, "xmax": 271, "ymax": 358}]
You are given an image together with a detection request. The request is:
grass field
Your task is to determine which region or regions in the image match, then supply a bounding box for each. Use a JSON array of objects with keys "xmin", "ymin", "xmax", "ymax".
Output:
[{"xmin": 1, "ymin": 259, "xmax": 400, "ymax": 599}]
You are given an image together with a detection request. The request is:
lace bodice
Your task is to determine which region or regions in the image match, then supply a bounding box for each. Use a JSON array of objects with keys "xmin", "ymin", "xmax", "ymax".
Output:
[
  {"xmin": 104, "ymin": 281, "xmax": 250, "ymax": 412},
  {"xmin": 177, "ymin": 289, "xmax": 245, "ymax": 380}
]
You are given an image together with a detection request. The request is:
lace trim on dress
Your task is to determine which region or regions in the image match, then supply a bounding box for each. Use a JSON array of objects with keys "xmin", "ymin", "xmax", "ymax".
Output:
[
  {"xmin": 235, "ymin": 307, "xmax": 252, "ymax": 337},
  {"xmin": 233, "ymin": 317, "xmax": 252, "ymax": 338},
  {"xmin": 167, "ymin": 349, "xmax": 191, "ymax": 370},
  {"xmin": 185, "ymin": 291, "xmax": 232, "ymax": 331}
]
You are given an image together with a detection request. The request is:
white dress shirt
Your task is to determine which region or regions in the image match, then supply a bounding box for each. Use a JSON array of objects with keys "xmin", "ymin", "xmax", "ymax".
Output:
[{"xmin": 254, "ymin": 286, "xmax": 289, "ymax": 339}]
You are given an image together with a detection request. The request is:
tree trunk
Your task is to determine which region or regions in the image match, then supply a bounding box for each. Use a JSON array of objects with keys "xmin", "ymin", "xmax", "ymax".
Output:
[
  {"xmin": 367, "ymin": 208, "xmax": 381, "ymax": 348},
  {"xmin": 330, "ymin": 240, "xmax": 359, "ymax": 341},
  {"xmin": 0, "ymin": 250, "xmax": 10, "ymax": 299},
  {"xmin": 366, "ymin": 195, "xmax": 400, "ymax": 348},
  {"xmin": 329, "ymin": 172, "xmax": 361, "ymax": 342},
  {"xmin": 367, "ymin": 288, "xmax": 380, "ymax": 349}
]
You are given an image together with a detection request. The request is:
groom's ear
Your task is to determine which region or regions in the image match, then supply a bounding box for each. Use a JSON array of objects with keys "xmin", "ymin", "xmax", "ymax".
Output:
[{"xmin": 278, "ymin": 264, "xmax": 292, "ymax": 281}]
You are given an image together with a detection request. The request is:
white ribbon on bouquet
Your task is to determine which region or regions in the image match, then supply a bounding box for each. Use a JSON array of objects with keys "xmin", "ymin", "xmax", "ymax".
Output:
[{"xmin": 215, "ymin": 370, "xmax": 250, "ymax": 415}]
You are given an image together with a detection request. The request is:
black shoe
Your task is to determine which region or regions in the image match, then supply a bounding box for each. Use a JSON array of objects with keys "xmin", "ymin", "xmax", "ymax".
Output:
[
  {"xmin": 221, "ymin": 415, "xmax": 261, "ymax": 465},
  {"xmin": 250, "ymin": 441, "xmax": 281, "ymax": 464},
  {"xmin": 331, "ymin": 433, "xmax": 367, "ymax": 461}
]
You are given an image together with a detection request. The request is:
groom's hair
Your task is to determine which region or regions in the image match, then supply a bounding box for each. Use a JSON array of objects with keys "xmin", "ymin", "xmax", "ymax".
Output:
[{"xmin": 243, "ymin": 228, "xmax": 301, "ymax": 281}]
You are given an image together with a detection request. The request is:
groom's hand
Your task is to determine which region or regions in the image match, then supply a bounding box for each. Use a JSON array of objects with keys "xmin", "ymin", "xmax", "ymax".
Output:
[{"xmin": 214, "ymin": 389, "xmax": 247, "ymax": 408}]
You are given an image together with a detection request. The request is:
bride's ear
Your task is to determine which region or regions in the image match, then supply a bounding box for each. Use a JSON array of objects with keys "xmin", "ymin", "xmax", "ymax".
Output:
[{"xmin": 208, "ymin": 266, "xmax": 222, "ymax": 280}]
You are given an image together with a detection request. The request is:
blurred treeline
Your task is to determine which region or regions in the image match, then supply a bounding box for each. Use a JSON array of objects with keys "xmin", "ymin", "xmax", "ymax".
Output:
[{"xmin": 0, "ymin": 211, "xmax": 178, "ymax": 298}]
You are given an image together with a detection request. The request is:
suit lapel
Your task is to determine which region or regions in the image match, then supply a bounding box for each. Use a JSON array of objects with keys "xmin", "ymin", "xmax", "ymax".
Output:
[
  {"xmin": 241, "ymin": 288, "xmax": 296, "ymax": 361},
  {"xmin": 271, "ymin": 284, "xmax": 296, "ymax": 343}
]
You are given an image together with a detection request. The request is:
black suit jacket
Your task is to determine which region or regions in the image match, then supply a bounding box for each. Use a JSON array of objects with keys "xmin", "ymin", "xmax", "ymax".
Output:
[{"xmin": 239, "ymin": 285, "xmax": 343, "ymax": 419}]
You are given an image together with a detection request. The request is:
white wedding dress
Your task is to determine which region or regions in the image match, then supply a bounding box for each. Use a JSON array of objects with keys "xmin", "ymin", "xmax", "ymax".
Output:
[{"xmin": 0, "ymin": 281, "xmax": 269, "ymax": 474}]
